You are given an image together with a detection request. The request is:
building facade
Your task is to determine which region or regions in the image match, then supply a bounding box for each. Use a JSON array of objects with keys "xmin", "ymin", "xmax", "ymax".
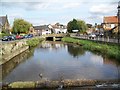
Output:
[
  {"xmin": 0, "ymin": 15, "xmax": 10, "ymax": 34},
  {"xmin": 103, "ymin": 16, "xmax": 118, "ymax": 33},
  {"xmin": 33, "ymin": 25, "xmax": 52, "ymax": 36}
]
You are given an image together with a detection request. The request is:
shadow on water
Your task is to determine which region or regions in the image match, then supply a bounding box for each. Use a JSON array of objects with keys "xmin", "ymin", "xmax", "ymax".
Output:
[{"xmin": 2, "ymin": 48, "xmax": 34, "ymax": 80}]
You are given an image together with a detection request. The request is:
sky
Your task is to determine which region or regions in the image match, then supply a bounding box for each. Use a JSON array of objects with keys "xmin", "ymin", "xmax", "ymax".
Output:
[{"xmin": 0, "ymin": 0, "xmax": 119, "ymax": 26}]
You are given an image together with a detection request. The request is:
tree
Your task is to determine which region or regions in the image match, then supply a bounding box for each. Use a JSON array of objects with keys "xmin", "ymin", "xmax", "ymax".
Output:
[
  {"xmin": 67, "ymin": 19, "xmax": 88, "ymax": 33},
  {"xmin": 77, "ymin": 20, "xmax": 88, "ymax": 33},
  {"xmin": 67, "ymin": 19, "xmax": 78, "ymax": 33},
  {"xmin": 12, "ymin": 19, "xmax": 32, "ymax": 34},
  {"xmin": 67, "ymin": 44, "xmax": 85, "ymax": 57}
]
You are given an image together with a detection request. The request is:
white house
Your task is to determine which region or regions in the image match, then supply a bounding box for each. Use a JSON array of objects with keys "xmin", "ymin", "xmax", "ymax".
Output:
[
  {"xmin": 34, "ymin": 25, "xmax": 52, "ymax": 36},
  {"xmin": 49, "ymin": 23, "xmax": 67, "ymax": 34}
]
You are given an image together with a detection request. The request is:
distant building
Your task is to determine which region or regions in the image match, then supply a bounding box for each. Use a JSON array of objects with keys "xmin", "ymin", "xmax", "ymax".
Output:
[
  {"xmin": 103, "ymin": 16, "xmax": 118, "ymax": 33},
  {"xmin": 0, "ymin": 15, "xmax": 10, "ymax": 33},
  {"xmin": 29, "ymin": 26, "xmax": 36, "ymax": 35},
  {"xmin": 50, "ymin": 23, "xmax": 67, "ymax": 34},
  {"xmin": 33, "ymin": 25, "xmax": 52, "ymax": 36}
]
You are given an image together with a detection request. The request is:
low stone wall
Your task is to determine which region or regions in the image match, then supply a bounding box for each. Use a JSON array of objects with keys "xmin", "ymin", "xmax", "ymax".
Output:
[
  {"xmin": 2, "ymin": 79, "xmax": 119, "ymax": 89},
  {"xmin": 0, "ymin": 40, "xmax": 29, "ymax": 65}
]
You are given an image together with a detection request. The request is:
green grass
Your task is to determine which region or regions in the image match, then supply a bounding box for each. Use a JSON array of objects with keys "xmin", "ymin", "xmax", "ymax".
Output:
[
  {"xmin": 62, "ymin": 37, "xmax": 120, "ymax": 61},
  {"xmin": 26, "ymin": 38, "xmax": 44, "ymax": 47},
  {"xmin": 9, "ymin": 81, "xmax": 35, "ymax": 88}
]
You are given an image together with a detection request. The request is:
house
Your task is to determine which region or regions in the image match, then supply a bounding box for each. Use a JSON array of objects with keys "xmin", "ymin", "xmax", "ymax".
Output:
[
  {"xmin": 50, "ymin": 23, "xmax": 67, "ymax": 34},
  {"xmin": 103, "ymin": 16, "xmax": 118, "ymax": 33},
  {"xmin": 0, "ymin": 15, "xmax": 10, "ymax": 33},
  {"xmin": 28, "ymin": 26, "xmax": 36, "ymax": 35},
  {"xmin": 33, "ymin": 25, "xmax": 52, "ymax": 36}
]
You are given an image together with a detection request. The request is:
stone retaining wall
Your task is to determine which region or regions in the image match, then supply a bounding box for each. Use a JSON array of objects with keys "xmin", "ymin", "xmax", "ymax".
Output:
[{"xmin": 0, "ymin": 40, "xmax": 29, "ymax": 65}]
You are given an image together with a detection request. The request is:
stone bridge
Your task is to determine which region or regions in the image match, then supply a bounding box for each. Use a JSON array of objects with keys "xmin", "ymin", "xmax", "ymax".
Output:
[{"xmin": 44, "ymin": 34, "xmax": 67, "ymax": 41}]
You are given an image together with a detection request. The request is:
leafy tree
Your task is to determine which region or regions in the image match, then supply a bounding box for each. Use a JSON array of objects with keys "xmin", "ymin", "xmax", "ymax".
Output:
[
  {"xmin": 77, "ymin": 20, "xmax": 88, "ymax": 33},
  {"xmin": 12, "ymin": 19, "xmax": 32, "ymax": 34},
  {"xmin": 67, "ymin": 19, "xmax": 88, "ymax": 33},
  {"xmin": 67, "ymin": 19, "xmax": 78, "ymax": 33}
]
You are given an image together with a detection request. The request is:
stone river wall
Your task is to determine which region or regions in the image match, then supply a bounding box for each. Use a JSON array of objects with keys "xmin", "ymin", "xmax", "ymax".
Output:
[
  {"xmin": 0, "ymin": 40, "xmax": 29, "ymax": 65},
  {"xmin": 2, "ymin": 79, "xmax": 120, "ymax": 89}
]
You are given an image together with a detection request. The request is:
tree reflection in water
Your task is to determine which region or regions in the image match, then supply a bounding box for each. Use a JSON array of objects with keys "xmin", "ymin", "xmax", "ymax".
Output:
[{"xmin": 67, "ymin": 44, "xmax": 85, "ymax": 58}]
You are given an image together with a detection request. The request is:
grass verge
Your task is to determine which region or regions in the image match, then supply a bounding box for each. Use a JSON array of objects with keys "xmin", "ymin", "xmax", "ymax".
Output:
[
  {"xmin": 26, "ymin": 38, "xmax": 44, "ymax": 47},
  {"xmin": 62, "ymin": 37, "xmax": 120, "ymax": 61}
]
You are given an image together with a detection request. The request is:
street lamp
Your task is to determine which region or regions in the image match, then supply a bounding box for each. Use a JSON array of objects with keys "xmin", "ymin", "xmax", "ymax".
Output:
[{"xmin": 118, "ymin": 1, "xmax": 120, "ymax": 44}]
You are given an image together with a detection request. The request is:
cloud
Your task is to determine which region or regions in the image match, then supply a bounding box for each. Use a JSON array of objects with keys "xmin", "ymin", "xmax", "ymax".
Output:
[
  {"xmin": 63, "ymin": 3, "xmax": 81, "ymax": 9},
  {"xmin": 1, "ymin": 0, "xmax": 118, "ymax": 26},
  {"xmin": 90, "ymin": 3, "xmax": 117, "ymax": 15},
  {"xmin": 25, "ymin": 2, "xmax": 50, "ymax": 10}
]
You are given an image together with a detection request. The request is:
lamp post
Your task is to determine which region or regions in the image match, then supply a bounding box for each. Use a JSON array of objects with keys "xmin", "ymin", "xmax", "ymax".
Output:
[{"xmin": 118, "ymin": 1, "xmax": 120, "ymax": 44}]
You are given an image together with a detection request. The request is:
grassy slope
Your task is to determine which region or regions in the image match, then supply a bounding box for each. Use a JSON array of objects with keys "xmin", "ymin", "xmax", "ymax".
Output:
[
  {"xmin": 62, "ymin": 37, "xmax": 120, "ymax": 61},
  {"xmin": 26, "ymin": 38, "xmax": 44, "ymax": 47}
]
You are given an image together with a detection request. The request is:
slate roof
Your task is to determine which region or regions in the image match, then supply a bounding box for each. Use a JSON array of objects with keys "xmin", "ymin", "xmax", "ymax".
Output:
[
  {"xmin": 103, "ymin": 16, "xmax": 118, "ymax": 24},
  {"xmin": 33, "ymin": 25, "xmax": 49, "ymax": 30}
]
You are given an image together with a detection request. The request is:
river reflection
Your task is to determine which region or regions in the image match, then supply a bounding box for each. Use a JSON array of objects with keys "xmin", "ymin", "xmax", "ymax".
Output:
[
  {"xmin": 2, "ymin": 41, "xmax": 120, "ymax": 83},
  {"xmin": 2, "ymin": 49, "xmax": 34, "ymax": 80}
]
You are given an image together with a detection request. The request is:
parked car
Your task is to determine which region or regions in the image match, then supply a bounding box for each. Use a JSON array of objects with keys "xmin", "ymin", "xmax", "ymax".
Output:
[
  {"xmin": 88, "ymin": 34, "xmax": 96, "ymax": 39},
  {"xmin": 2, "ymin": 36, "xmax": 15, "ymax": 41},
  {"xmin": 24, "ymin": 34, "xmax": 33, "ymax": 38},
  {"xmin": 9, "ymin": 35, "xmax": 16, "ymax": 40},
  {"xmin": 95, "ymin": 33, "xmax": 104, "ymax": 37},
  {"xmin": 99, "ymin": 33, "xmax": 104, "ymax": 37},
  {"xmin": 16, "ymin": 35, "xmax": 23, "ymax": 39},
  {"xmin": 28, "ymin": 34, "xmax": 33, "ymax": 38}
]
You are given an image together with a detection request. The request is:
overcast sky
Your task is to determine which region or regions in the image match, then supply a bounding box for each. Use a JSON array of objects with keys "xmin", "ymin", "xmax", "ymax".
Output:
[{"xmin": 0, "ymin": 0, "xmax": 119, "ymax": 26}]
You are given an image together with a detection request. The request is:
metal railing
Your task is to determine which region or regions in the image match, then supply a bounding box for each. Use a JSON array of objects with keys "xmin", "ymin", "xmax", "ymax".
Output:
[{"xmin": 71, "ymin": 34, "xmax": 119, "ymax": 44}]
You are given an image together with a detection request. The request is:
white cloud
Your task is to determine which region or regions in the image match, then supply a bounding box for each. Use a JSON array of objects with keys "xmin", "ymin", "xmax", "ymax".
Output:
[
  {"xmin": 63, "ymin": 3, "xmax": 81, "ymax": 9},
  {"xmin": 26, "ymin": 3, "xmax": 50, "ymax": 10},
  {"xmin": 1, "ymin": 0, "xmax": 118, "ymax": 25},
  {"xmin": 90, "ymin": 4, "xmax": 117, "ymax": 14}
]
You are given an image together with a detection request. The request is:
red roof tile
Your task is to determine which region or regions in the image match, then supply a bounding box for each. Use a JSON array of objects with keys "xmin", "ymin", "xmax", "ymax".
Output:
[{"xmin": 103, "ymin": 16, "xmax": 118, "ymax": 23}]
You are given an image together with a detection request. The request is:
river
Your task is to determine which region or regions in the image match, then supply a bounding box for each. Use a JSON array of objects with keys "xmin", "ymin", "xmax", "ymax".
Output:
[{"xmin": 2, "ymin": 41, "xmax": 120, "ymax": 83}]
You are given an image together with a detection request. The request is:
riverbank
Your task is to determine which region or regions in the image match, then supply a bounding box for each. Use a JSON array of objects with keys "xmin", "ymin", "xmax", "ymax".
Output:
[
  {"xmin": 26, "ymin": 37, "xmax": 44, "ymax": 47},
  {"xmin": 62, "ymin": 37, "xmax": 120, "ymax": 61},
  {"xmin": 1, "ymin": 37, "xmax": 44, "ymax": 65},
  {"xmin": 2, "ymin": 79, "xmax": 119, "ymax": 89}
]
